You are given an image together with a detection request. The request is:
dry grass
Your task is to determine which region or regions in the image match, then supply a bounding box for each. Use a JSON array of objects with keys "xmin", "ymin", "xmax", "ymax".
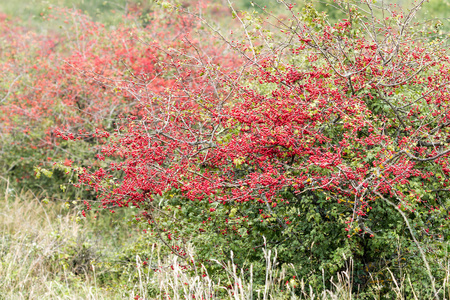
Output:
[
  {"xmin": 0, "ymin": 180, "xmax": 121, "ymax": 299},
  {"xmin": 127, "ymin": 238, "xmax": 356, "ymax": 300}
]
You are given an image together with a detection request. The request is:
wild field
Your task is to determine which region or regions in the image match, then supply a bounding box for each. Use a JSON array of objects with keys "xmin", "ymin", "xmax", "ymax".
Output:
[{"xmin": 2, "ymin": 0, "xmax": 450, "ymax": 299}]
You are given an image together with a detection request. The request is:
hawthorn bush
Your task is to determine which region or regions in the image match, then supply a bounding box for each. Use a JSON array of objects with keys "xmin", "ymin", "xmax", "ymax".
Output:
[
  {"xmin": 3, "ymin": 0, "xmax": 450, "ymax": 298},
  {"xmin": 0, "ymin": 9, "xmax": 131, "ymax": 198},
  {"xmin": 69, "ymin": 0, "xmax": 450, "ymax": 297},
  {"xmin": 0, "ymin": 4, "xmax": 234, "ymax": 198}
]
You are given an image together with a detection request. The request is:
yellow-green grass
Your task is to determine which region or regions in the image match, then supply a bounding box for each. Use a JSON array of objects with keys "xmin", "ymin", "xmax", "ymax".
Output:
[{"xmin": 0, "ymin": 0, "xmax": 131, "ymax": 30}]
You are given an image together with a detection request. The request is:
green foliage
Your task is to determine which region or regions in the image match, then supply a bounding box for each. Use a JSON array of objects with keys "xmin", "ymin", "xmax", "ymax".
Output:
[{"xmin": 142, "ymin": 186, "xmax": 448, "ymax": 297}]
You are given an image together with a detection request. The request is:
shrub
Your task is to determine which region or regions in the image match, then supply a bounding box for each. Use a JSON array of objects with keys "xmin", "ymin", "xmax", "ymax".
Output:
[{"xmin": 3, "ymin": 0, "xmax": 450, "ymax": 298}]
